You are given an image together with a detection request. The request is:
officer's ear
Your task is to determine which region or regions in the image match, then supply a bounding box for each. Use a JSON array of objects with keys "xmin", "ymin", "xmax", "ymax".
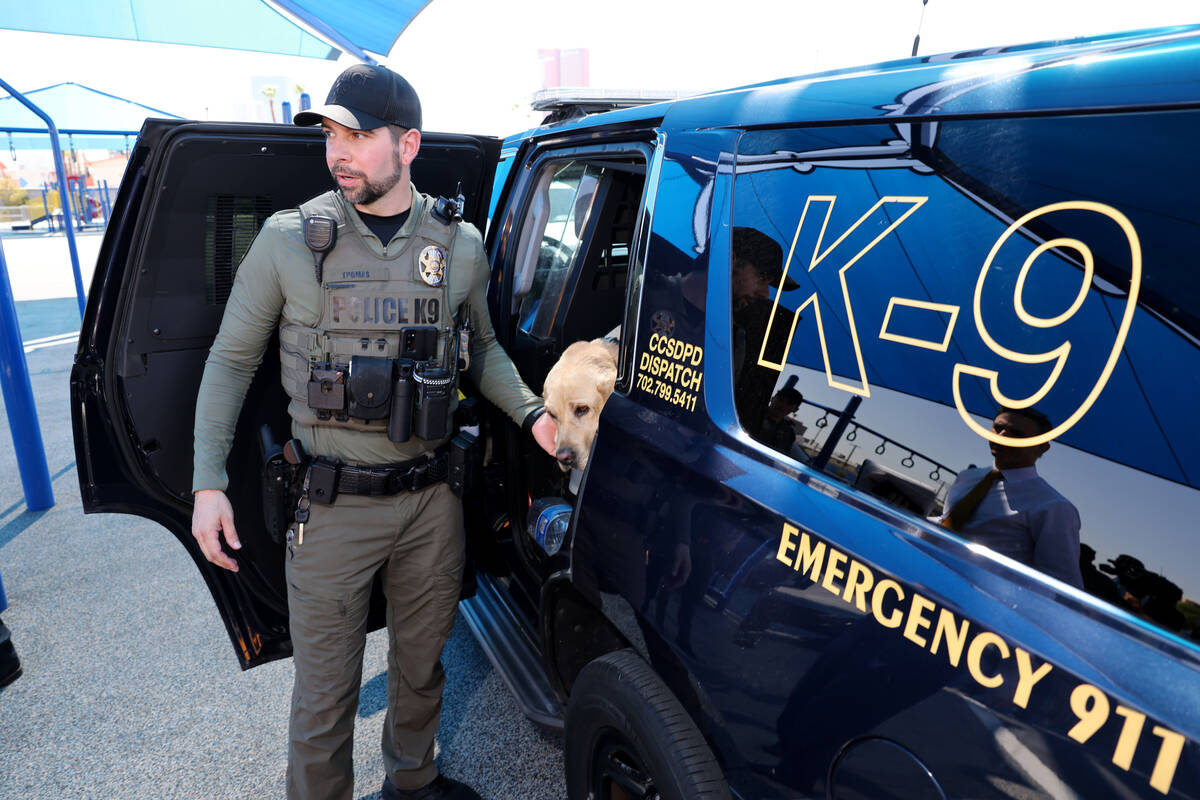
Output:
[{"xmin": 398, "ymin": 127, "xmax": 421, "ymax": 167}]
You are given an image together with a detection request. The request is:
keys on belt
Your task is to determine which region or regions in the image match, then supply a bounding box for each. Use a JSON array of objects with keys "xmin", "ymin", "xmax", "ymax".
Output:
[{"xmin": 306, "ymin": 449, "xmax": 449, "ymax": 504}]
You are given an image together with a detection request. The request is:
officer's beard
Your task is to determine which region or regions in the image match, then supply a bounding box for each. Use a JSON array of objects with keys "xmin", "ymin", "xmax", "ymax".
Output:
[{"xmin": 332, "ymin": 151, "xmax": 405, "ymax": 207}]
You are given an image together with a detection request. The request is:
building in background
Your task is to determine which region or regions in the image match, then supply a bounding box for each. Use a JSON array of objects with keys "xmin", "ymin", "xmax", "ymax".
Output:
[{"xmin": 539, "ymin": 48, "xmax": 590, "ymax": 89}]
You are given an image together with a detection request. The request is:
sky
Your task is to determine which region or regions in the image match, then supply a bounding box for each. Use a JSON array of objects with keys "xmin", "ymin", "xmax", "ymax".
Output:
[{"xmin": 0, "ymin": 0, "xmax": 1197, "ymax": 140}]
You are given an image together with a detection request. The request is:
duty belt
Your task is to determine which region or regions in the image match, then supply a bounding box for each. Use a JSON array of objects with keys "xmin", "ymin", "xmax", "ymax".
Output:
[{"xmin": 307, "ymin": 446, "xmax": 449, "ymax": 503}]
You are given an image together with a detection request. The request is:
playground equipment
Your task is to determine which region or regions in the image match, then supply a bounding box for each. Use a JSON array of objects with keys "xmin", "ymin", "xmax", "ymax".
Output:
[
  {"xmin": 0, "ymin": 76, "xmax": 82, "ymax": 513},
  {"xmin": 21, "ymin": 179, "xmax": 116, "ymax": 232},
  {"xmin": 0, "ymin": 78, "xmax": 85, "ymax": 317}
]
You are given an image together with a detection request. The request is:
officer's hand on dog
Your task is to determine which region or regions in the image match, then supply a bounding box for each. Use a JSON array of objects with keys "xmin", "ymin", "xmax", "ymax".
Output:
[
  {"xmin": 532, "ymin": 412, "xmax": 557, "ymax": 457},
  {"xmin": 192, "ymin": 489, "xmax": 242, "ymax": 572}
]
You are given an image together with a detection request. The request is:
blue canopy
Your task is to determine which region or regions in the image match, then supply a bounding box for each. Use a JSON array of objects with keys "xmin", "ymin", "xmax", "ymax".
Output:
[
  {"xmin": 0, "ymin": 83, "xmax": 183, "ymax": 150},
  {"xmin": 1, "ymin": 0, "xmax": 432, "ymax": 63}
]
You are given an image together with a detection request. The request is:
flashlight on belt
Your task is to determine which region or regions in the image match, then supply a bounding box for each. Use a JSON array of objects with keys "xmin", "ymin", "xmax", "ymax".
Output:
[{"xmin": 388, "ymin": 359, "xmax": 415, "ymax": 443}]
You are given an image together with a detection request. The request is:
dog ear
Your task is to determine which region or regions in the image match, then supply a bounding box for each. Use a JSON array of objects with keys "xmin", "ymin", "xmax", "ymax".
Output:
[
  {"xmin": 596, "ymin": 365, "xmax": 617, "ymax": 399},
  {"xmin": 597, "ymin": 338, "xmax": 619, "ymax": 362}
]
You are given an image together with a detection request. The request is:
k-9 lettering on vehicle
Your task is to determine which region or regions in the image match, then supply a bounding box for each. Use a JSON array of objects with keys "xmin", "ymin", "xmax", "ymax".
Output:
[{"xmin": 73, "ymin": 24, "xmax": 1200, "ymax": 799}]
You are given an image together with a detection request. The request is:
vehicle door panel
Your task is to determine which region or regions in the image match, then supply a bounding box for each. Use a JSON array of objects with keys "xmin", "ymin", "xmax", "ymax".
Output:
[
  {"xmin": 574, "ymin": 117, "xmax": 1200, "ymax": 798},
  {"xmin": 72, "ymin": 120, "xmax": 500, "ymax": 668},
  {"xmin": 713, "ymin": 111, "xmax": 1200, "ymax": 797},
  {"xmin": 480, "ymin": 136, "xmax": 655, "ymax": 612}
]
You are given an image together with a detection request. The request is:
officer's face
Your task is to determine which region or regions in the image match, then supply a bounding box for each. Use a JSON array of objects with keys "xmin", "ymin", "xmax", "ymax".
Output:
[
  {"xmin": 732, "ymin": 260, "xmax": 770, "ymax": 308},
  {"xmin": 990, "ymin": 411, "xmax": 1050, "ymax": 470},
  {"xmin": 322, "ymin": 119, "xmax": 417, "ymax": 209},
  {"xmin": 769, "ymin": 394, "xmax": 800, "ymax": 417}
]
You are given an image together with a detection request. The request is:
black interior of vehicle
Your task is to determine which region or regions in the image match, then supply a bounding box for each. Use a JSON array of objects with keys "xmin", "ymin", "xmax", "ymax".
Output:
[
  {"xmin": 115, "ymin": 130, "xmax": 329, "ymax": 634},
  {"xmin": 500, "ymin": 158, "xmax": 646, "ymax": 583},
  {"xmin": 120, "ymin": 131, "xmax": 328, "ymax": 497},
  {"xmin": 508, "ymin": 162, "xmax": 643, "ymax": 394},
  {"xmin": 559, "ymin": 167, "xmax": 640, "ymax": 345},
  {"xmin": 120, "ymin": 130, "xmax": 497, "ymax": 491}
]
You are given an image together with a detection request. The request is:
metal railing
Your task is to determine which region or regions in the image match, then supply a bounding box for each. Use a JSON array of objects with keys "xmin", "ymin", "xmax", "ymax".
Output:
[
  {"xmin": 0, "ymin": 206, "xmax": 30, "ymax": 225},
  {"xmin": 798, "ymin": 397, "xmax": 959, "ymax": 485}
]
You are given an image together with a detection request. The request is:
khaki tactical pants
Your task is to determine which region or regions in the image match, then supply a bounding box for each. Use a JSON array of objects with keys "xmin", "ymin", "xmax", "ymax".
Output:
[{"xmin": 284, "ymin": 482, "xmax": 465, "ymax": 800}]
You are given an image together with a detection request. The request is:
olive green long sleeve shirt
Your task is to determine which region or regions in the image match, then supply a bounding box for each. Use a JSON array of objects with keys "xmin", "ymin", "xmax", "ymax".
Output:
[{"xmin": 193, "ymin": 185, "xmax": 541, "ymax": 492}]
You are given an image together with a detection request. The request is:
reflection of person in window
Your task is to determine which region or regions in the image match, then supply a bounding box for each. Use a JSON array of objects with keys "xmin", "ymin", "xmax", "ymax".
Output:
[
  {"xmin": 731, "ymin": 227, "xmax": 798, "ymax": 436},
  {"xmin": 755, "ymin": 387, "xmax": 802, "ymax": 454},
  {"xmin": 939, "ymin": 407, "xmax": 1083, "ymax": 588}
]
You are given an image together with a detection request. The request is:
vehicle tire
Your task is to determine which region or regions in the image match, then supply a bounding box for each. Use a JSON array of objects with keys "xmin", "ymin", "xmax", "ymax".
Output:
[{"xmin": 565, "ymin": 649, "xmax": 731, "ymax": 800}]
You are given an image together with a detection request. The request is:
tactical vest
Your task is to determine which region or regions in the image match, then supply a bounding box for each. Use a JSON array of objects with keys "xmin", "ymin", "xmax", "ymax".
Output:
[{"xmin": 279, "ymin": 191, "xmax": 458, "ymax": 436}]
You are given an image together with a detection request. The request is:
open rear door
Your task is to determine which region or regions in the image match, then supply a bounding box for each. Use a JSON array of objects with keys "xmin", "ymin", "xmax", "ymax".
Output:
[{"xmin": 71, "ymin": 118, "xmax": 500, "ymax": 668}]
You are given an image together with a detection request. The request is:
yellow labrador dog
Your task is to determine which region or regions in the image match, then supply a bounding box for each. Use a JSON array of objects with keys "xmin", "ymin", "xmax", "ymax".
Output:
[{"xmin": 542, "ymin": 338, "xmax": 619, "ymax": 471}]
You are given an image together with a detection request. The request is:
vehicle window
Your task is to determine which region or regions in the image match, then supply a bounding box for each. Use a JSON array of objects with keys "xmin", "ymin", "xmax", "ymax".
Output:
[
  {"xmin": 730, "ymin": 114, "xmax": 1200, "ymax": 642},
  {"xmin": 502, "ymin": 150, "xmax": 648, "ymax": 538},
  {"xmin": 513, "ymin": 161, "xmax": 604, "ymax": 338},
  {"xmin": 510, "ymin": 155, "xmax": 646, "ymax": 346}
]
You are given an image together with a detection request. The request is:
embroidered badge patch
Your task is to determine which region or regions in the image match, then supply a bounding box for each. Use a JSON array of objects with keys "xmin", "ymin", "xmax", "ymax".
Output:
[{"xmin": 419, "ymin": 245, "xmax": 446, "ymax": 286}]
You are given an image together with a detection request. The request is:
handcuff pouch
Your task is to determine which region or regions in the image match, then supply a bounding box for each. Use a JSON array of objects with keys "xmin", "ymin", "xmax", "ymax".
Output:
[{"xmin": 347, "ymin": 356, "xmax": 393, "ymax": 420}]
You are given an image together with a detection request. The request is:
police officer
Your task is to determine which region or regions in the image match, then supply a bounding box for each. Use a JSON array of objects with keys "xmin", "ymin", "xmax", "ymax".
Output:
[{"xmin": 190, "ymin": 64, "xmax": 555, "ymax": 800}]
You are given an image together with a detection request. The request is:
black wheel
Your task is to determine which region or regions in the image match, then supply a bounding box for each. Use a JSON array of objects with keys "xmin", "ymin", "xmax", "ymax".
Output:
[{"xmin": 565, "ymin": 649, "xmax": 730, "ymax": 800}]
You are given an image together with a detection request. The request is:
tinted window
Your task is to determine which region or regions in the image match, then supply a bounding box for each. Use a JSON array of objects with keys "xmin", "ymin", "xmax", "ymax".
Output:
[
  {"xmin": 509, "ymin": 155, "xmax": 646, "ymax": 346},
  {"xmin": 730, "ymin": 113, "xmax": 1200, "ymax": 641},
  {"xmin": 512, "ymin": 161, "xmax": 604, "ymax": 338}
]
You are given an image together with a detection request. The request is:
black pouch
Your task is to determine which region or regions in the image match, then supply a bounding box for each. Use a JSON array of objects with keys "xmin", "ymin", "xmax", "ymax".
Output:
[
  {"xmin": 258, "ymin": 424, "xmax": 289, "ymax": 544},
  {"xmin": 258, "ymin": 427, "xmax": 309, "ymax": 543},
  {"xmin": 448, "ymin": 431, "xmax": 480, "ymax": 497},
  {"xmin": 347, "ymin": 356, "xmax": 393, "ymax": 420},
  {"xmin": 309, "ymin": 459, "xmax": 339, "ymax": 505},
  {"xmin": 308, "ymin": 364, "xmax": 346, "ymax": 418}
]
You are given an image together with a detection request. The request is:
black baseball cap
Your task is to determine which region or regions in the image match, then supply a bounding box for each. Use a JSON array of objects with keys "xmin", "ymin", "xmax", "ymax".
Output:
[{"xmin": 294, "ymin": 64, "xmax": 422, "ymax": 131}]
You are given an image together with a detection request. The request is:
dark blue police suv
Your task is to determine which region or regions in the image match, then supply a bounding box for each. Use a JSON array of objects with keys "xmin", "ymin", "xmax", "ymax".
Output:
[{"xmin": 73, "ymin": 24, "xmax": 1200, "ymax": 799}]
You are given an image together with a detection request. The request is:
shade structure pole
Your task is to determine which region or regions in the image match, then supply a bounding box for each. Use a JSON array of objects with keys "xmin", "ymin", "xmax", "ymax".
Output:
[
  {"xmin": 0, "ymin": 76, "xmax": 86, "ymax": 318},
  {"xmin": 0, "ymin": 237, "xmax": 55, "ymax": 512}
]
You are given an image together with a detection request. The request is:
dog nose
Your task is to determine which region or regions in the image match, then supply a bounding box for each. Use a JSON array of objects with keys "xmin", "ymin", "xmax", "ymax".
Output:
[{"xmin": 556, "ymin": 448, "xmax": 577, "ymax": 468}]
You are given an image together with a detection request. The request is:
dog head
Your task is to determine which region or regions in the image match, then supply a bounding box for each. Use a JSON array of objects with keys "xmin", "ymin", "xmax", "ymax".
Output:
[{"xmin": 542, "ymin": 338, "xmax": 619, "ymax": 472}]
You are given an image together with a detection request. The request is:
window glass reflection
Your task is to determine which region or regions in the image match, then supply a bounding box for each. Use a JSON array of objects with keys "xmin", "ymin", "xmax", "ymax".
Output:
[
  {"xmin": 516, "ymin": 161, "xmax": 604, "ymax": 337},
  {"xmin": 731, "ymin": 115, "xmax": 1200, "ymax": 641}
]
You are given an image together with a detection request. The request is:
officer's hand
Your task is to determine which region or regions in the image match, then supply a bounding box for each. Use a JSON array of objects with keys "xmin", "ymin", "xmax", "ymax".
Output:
[
  {"xmin": 192, "ymin": 489, "xmax": 242, "ymax": 572},
  {"xmin": 531, "ymin": 412, "xmax": 557, "ymax": 457}
]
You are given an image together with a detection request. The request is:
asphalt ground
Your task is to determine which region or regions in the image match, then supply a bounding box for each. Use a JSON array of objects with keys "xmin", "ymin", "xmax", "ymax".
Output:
[{"xmin": 0, "ymin": 234, "xmax": 567, "ymax": 799}]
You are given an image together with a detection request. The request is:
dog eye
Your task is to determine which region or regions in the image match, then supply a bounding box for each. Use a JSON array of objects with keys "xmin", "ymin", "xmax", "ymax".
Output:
[{"xmin": 574, "ymin": 406, "xmax": 590, "ymax": 417}]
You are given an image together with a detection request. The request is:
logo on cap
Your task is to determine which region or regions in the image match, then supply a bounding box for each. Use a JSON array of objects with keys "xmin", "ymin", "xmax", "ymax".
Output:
[{"xmin": 419, "ymin": 246, "xmax": 446, "ymax": 286}]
